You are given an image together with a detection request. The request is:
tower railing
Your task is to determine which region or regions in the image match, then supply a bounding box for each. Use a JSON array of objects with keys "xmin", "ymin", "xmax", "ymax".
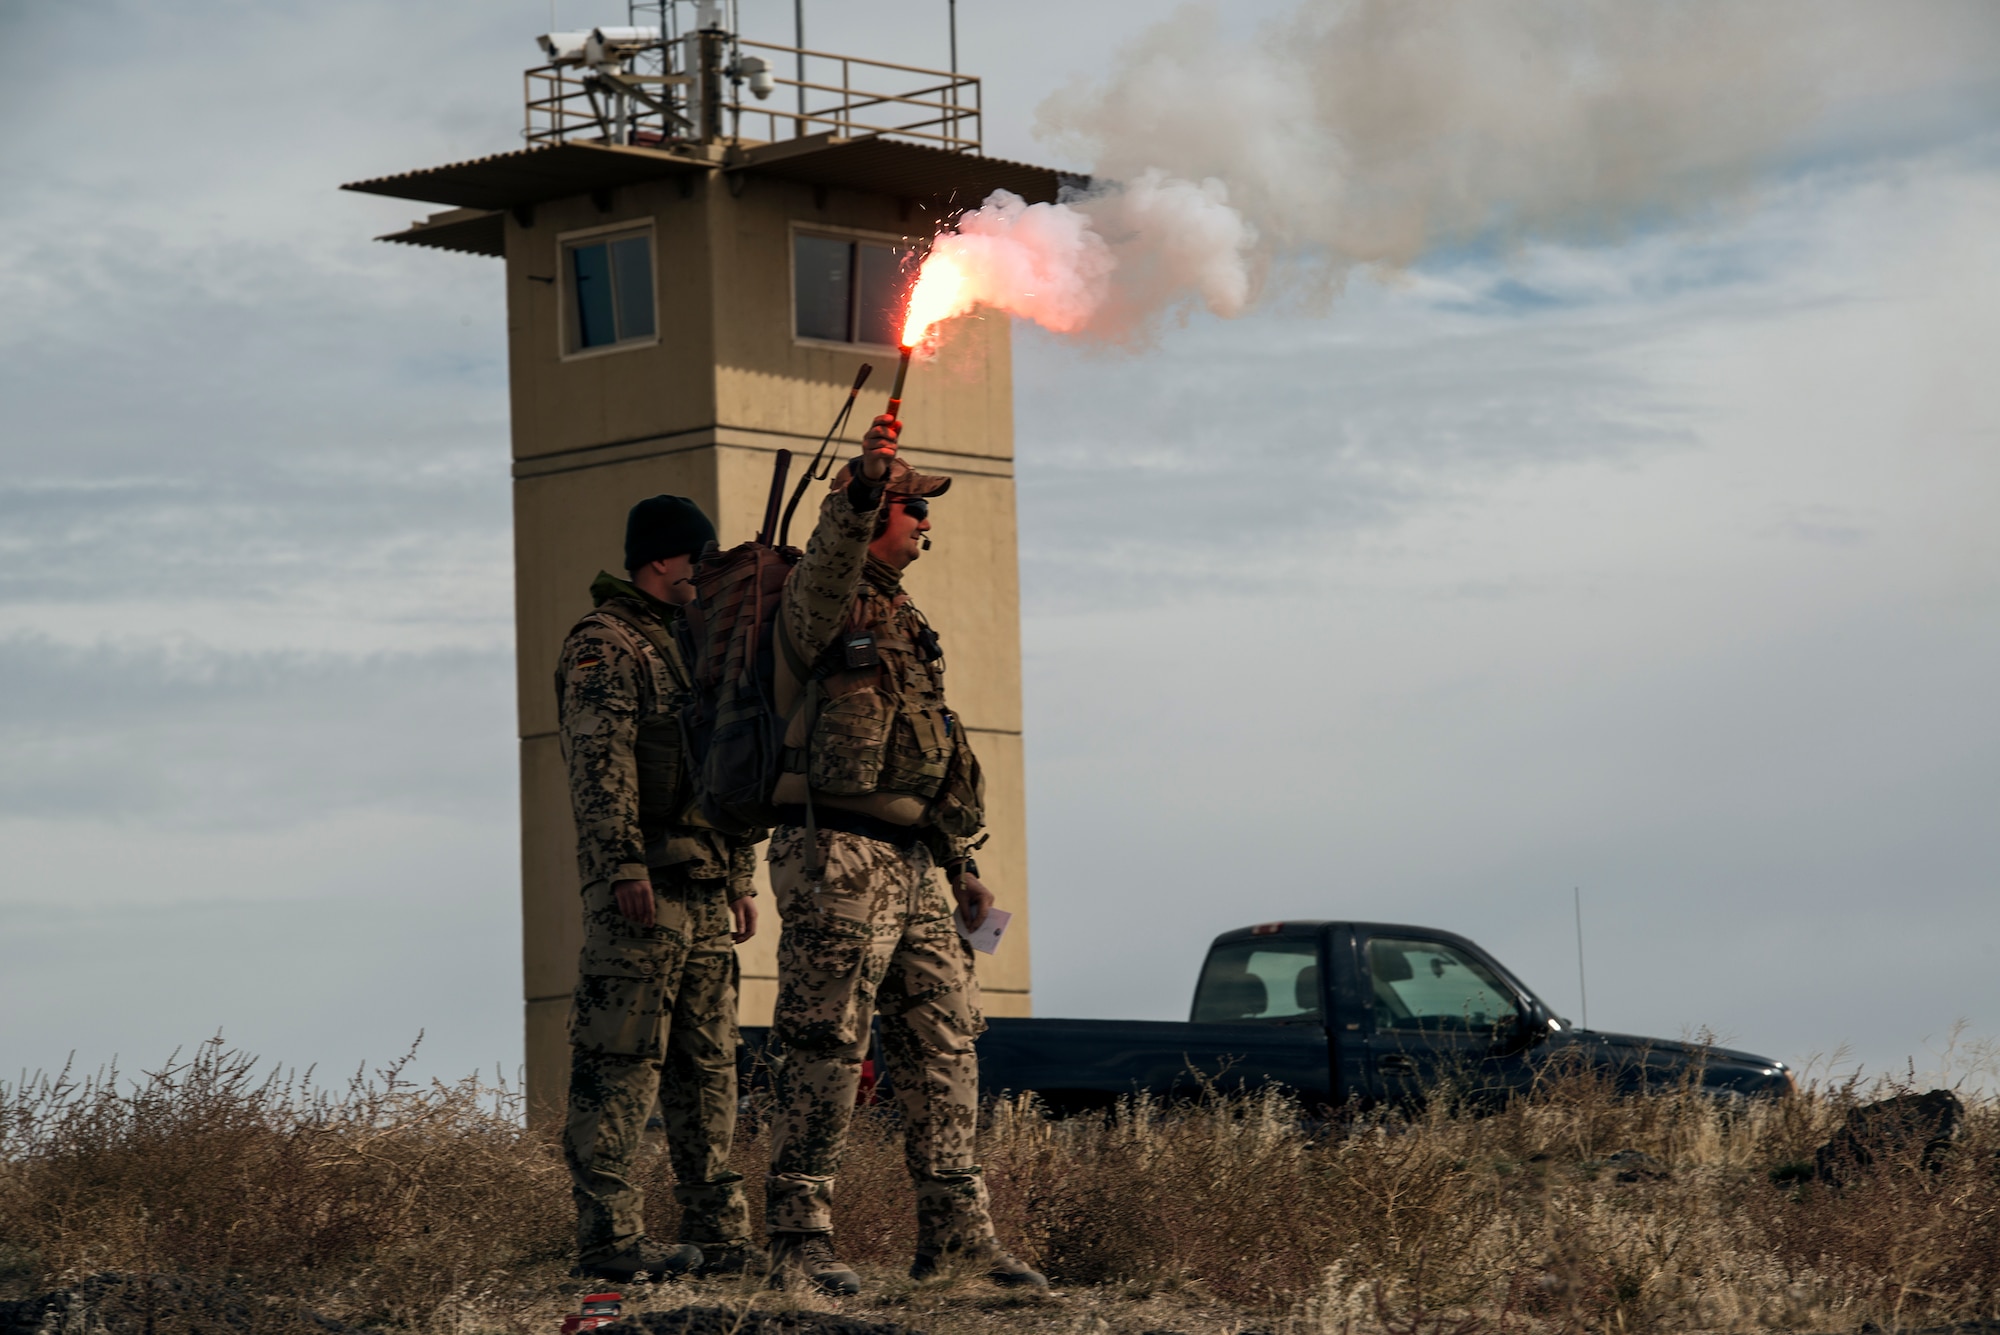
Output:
[{"xmin": 524, "ymin": 39, "xmax": 980, "ymax": 154}]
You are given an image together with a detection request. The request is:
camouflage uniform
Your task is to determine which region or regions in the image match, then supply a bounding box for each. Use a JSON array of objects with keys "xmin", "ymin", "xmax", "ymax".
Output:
[
  {"xmin": 557, "ymin": 572, "xmax": 760, "ymax": 1261},
  {"xmin": 763, "ymin": 478, "xmax": 993, "ymax": 1250},
  {"xmin": 766, "ymin": 824, "xmax": 989, "ymax": 1244}
]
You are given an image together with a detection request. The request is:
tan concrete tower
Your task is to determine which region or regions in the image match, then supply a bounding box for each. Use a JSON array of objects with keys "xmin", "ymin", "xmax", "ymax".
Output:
[{"xmin": 345, "ymin": 17, "xmax": 1060, "ymax": 1119}]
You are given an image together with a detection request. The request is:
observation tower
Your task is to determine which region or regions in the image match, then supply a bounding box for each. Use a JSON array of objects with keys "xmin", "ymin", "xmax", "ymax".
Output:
[{"xmin": 343, "ymin": 1, "xmax": 1060, "ymax": 1121}]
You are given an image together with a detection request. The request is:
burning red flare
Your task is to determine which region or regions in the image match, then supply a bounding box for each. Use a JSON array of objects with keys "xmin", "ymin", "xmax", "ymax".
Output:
[{"xmin": 898, "ymin": 249, "xmax": 972, "ymax": 349}]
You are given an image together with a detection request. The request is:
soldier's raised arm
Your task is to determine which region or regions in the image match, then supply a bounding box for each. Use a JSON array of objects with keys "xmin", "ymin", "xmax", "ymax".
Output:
[{"xmin": 774, "ymin": 416, "xmax": 892, "ymax": 707}]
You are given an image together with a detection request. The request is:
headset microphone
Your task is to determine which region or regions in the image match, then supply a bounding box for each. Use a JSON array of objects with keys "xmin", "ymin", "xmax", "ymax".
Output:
[{"xmin": 921, "ymin": 536, "xmax": 933, "ymax": 551}]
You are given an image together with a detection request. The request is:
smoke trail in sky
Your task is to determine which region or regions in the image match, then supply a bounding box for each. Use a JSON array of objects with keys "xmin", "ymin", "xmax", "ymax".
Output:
[
  {"xmin": 912, "ymin": 0, "xmax": 2000, "ymax": 343},
  {"xmin": 903, "ymin": 174, "xmax": 1254, "ymax": 346}
]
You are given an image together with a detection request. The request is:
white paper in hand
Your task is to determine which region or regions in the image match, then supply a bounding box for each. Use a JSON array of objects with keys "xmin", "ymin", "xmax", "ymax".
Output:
[{"xmin": 955, "ymin": 907, "xmax": 1011, "ymax": 955}]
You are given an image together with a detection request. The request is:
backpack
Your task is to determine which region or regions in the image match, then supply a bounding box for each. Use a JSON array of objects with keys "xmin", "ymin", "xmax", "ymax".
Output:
[
  {"xmin": 676, "ymin": 366, "xmax": 882, "ymax": 843},
  {"xmin": 675, "ymin": 528, "xmax": 806, "ymax": 834},
  {"xmin": 675, "ymin": 425, "xmax": 842, "ymax": 835}
]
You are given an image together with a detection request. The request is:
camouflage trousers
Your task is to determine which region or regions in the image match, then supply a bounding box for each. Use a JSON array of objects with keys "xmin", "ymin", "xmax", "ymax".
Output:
[
  {"xmin": 563, "ymin": 870, "xmax": 750, "ymax": 1261},
  {"xmin": 765, "ymin": 824, "xmax": 991, "ymax": 1247}
]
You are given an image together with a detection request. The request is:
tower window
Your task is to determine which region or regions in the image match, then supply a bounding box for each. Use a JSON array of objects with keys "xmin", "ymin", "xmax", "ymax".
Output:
[
  {"xmin": 565, "ymin": 230, "xmax": 656, "ymax": 352},
  {"xmin": 794, "ymin": 231, "xmax": 905, "ymax": 347}
]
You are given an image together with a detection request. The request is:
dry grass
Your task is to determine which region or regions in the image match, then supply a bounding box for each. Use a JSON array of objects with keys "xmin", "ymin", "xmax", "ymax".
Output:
[{"xmin": 3, "ymin": 1037, "xmax": 1999, "ymax": 1334}]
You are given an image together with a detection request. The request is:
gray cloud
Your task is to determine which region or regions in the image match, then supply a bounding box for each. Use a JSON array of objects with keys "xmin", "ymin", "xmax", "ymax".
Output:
[
  {"xmin": 0, "ymin": 1, "xmax": 542, "ymax": 1083},
  {"xmin": 1013, "ymin": 306, "xmax": 1693, "ymax": 610},
  {"xmin": 0, "ymin": 4, "xmax": 518, "ymax": 661},
  {"xmin": 0, "ymin": 637, "xmax": 514, "ymax": 828},
  {"xmin": 1, "ymin": 0, "xmax": 1996, "ymax": 1091},
  {"xmin": 1038, "ymin": 0, "xmax": 2000, "ymax": 274},
  {"xmin": 0, "ymin": 890, "xmax": 520, "ymax": 1091}
]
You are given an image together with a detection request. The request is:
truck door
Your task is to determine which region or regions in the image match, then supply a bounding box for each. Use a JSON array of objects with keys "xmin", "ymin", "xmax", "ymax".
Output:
[
  {"xmin": 1359, "ymin": 931, "xmax": 1536, "ymax": 1108},
  {"xmin": 1185, "ymin": 932, "xmax": 1335, "ymax": 1107}
]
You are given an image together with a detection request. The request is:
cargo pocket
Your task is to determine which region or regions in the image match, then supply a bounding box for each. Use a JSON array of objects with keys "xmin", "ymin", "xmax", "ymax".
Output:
[
  {"xmin": 926, "ymin": 731, "xmax": 986, "ymax": 838},
  {"xmin": 883, "ymin": 924, "xmax": 985, "ymax": 1055},
  {"xmin": 880, "ymin": 705, "xmax": 952, "ymax": 798},
  {"xmin": 570, "ymin": 938, "xmax": 668, "ymax": 1059},
  {"xmin": 774, "ymin": 918, "xmax": 873, "ymax": 1052},
  {"xmin": 672, "ymin": 949, "xmax": 741, "ymax": 1065},
  {"xmin": 808, "ymin": 688, "xmax": 892, "ymax": 794}
]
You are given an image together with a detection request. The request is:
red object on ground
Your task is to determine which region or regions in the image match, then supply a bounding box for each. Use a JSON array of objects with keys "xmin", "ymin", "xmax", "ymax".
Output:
[
  {"xmin": 858, "ymin": 1058, "xmax": 879, "ymax": 1106},
  {"xmin": 562, "ymin": 1293, "xmax": 623, "ymax": 1334}
]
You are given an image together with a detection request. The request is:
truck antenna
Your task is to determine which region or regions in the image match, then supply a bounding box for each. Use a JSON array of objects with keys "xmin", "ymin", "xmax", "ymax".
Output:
[{"xmin": 1573, "ymin": 885, "xmax": 1589, "ymax": 1031}]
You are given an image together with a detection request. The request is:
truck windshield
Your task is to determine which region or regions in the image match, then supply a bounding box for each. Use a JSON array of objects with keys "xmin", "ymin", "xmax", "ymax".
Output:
[
  {"xmin": 1192, "ymin": 939, "xmax": 1322, "ymax": 1024},
  {"xmin": 1367, "ymin": 937, "xmax": 1520, "ymax": 1033}
]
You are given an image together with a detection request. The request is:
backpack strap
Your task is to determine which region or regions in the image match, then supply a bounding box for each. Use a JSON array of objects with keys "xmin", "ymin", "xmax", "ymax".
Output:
[
  {"xmin": 593, "ymin": 601, "xmax": 694, "ymax": 696},
  {"xmin": 772, "ymin": 612, "xmax": 830, "ymax": 882},
  {"xmin": 772, "ymin": 608, "xmax": 811, "ymax": 686},
  {"xmin": 591, "ymin": 601, "xmax": 712, "ymax": 835}
]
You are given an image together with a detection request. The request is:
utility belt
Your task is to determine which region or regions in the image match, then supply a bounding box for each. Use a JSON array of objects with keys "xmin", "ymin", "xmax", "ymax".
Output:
[
  {"xmin": 643, "ymin": 825, "xmax": 731, "ymax": 877},
  {"xmin": 774, "ymin": 803, "xmax": 926, "ymax": 851}
]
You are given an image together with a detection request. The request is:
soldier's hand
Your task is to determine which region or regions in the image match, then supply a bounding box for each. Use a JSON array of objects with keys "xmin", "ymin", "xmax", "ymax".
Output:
[
  {"xmin": 613, "ymin": 878, "xmax": 656, "ymax": 928},
  {"xmin": 859, "ymin": 414, "xmax": 900, "ymax": 482},
  {"xmin": 952, "ymin": 871, "xmax": 994, "ymax": 932},
  {"xmin": 730, "ymin": 895, "xmax": 758, "ymax": 944}
]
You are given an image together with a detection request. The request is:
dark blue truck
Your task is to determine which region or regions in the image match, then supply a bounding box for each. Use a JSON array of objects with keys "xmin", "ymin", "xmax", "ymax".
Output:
[{"xmin": 973, "ymin": 920, "xmax": 1793, "ymax": 1112}]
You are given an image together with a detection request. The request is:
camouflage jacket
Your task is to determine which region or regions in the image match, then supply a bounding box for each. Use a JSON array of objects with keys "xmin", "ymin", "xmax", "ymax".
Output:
[
  {"xmin": 556, "ymin": 572, "xmax": 759, "ymax": 895},
  {"xmin": 771, "ymin": 481, "xmax": 982, "ymax": 862}
]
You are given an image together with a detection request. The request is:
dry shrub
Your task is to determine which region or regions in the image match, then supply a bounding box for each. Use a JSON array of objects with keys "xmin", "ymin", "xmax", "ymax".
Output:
[
  {"xmin": 1743, "ymin": 1094, "xmax": 2000, "ymax": 1332},
  {"xmin": 982, "ymin": 1088, "xmax": 1341, "ymax": 1294},
  {"xmin": 0, "ymin": 1037, "xmax": 572, "ymax": 1327},
  {"xmin": 646, "ymin": 1088, "xmax": 924, "ymax": 1263},
  {"xmin": 970, "ymin": 1065, "xmax": 2000, "ymax": 1332},
  {"xmin": 4, "ymin": 1037, "xmax": 1999, "ymax": 1335}
]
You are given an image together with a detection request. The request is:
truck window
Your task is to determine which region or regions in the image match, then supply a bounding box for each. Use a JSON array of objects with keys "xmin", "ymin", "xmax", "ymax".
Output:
[
  {"xmin": 1366, "ymin": 937, "xmax": 1520, "ymax": 1033},
  {"xmin": 1192, "ymin": 940, "xmax": 1323, "ymax": 1023}
]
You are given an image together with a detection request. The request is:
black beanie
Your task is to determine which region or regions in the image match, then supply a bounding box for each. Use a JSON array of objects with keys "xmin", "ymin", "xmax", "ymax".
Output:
[{"xmin": 624, "ymin": 495, "xmax": 717, "ymax": 571}]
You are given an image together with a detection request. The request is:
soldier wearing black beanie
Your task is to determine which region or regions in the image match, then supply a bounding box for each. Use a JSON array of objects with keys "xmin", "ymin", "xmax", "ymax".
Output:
[
  {"xmin": 555, "ymin": 488, "xmax": 763, "ymax": 1282},
  {"xmin": 624, "ymin": 494, "xmax": 718, "ymax": 572}
]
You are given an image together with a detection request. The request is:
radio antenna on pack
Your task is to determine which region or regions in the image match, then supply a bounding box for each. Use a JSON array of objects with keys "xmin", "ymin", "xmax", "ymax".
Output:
[
  {"xmin": 757, "ymin": 449, "xmax": 793, "ymax": 546},
  {"xmin": 1573, "ymin": 886, "xmax": 1590, "ymax": 1031},
  {"xmin": 778, "ymin": 362, "xmax": 871, "ymax": 547}
]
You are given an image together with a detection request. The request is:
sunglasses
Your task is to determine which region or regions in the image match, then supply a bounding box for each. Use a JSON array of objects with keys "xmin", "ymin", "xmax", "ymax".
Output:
[{"xmin": 892, "ymin": 497, "xmax": 930, "ymax": 521}]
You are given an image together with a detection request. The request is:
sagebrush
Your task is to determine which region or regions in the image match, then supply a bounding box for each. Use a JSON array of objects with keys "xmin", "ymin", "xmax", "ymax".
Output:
[{"xmin": 2, "ymin": 1038, "xmax": 1997, "ymax": 1334}]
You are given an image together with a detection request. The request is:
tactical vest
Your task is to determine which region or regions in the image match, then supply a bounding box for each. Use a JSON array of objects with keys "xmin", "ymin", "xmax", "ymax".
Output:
[
  {"xmin": 803, "ymin": 572, "xmax": 985, "ymax": 836},
  {"xmin": 578, "ymin": 600, "xmax": 710, "ymax": 855}
]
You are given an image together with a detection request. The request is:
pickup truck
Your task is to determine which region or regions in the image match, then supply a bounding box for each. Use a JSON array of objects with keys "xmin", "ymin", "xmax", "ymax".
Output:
[{"xmin": 973, "ymin": 920, "xmax": 1793, "ymax": 1112}]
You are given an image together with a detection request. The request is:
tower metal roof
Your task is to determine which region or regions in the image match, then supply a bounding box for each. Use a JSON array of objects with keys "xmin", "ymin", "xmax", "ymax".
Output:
[{"xmin": 346, "ymin": 136, "xmax": 1078, "ymax": 257}]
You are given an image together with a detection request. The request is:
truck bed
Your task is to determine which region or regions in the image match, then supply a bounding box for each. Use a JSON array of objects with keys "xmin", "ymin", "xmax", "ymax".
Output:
[{"xmin": 976, "ymin": 1015, "xmax": 1335, "ymax": 1113}]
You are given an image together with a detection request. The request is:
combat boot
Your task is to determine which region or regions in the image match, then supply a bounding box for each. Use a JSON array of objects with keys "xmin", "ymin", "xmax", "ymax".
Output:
[
  {"xmin": 693, "ymin": 1241, "xmax": 769, "ymax": 1279},
  {"xmin": 910, "ymin": 1237, "xmax": 1048, "ymax": 1291},
  {"xmin": 572, "ymin": 1237, "xmax": 702, "ymax": 1282},
  {"xmin": 768, "ymin": 1231, "xmax": 861, "ymax": 1295}
]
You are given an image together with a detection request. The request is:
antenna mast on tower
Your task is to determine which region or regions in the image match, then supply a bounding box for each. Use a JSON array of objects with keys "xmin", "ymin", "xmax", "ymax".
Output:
[{"xmin": 526, "ymin": 0, "xmax": 977, "ymax": 153}]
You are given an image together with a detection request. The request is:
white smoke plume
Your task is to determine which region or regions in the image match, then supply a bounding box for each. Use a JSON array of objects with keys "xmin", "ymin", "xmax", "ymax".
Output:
[
  {"xmin": 915, "ymin": 190, "xmax": 1113, "ymax": 336},
  {"xmin": 918, "ymin": 0, "xmax": 2000, "ymax": 342},
  {"xmin": 910, "ymin": 173, "xmax": 1254, "ymax": 344}
]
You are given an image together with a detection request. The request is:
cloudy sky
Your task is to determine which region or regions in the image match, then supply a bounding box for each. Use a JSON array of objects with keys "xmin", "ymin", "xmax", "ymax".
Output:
[{"xmin": 3, "ymin": 1, "xmax": 1997, "ymax": 1093}]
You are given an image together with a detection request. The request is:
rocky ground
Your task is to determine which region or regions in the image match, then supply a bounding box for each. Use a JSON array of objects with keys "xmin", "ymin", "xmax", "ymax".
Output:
[
  {"xmin": 12, "ymin": 1270, "xmax": 2000, "ymax": 1335},
  {"xmin": 0, "ymin": 1270, "xmax": 1270, "ymax": 1335}
]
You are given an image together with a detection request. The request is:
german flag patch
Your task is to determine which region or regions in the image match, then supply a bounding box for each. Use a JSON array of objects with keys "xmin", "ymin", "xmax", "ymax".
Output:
[{"xmin": 575, "ymin": 655, "xmax": 604, "ymax": 669}]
